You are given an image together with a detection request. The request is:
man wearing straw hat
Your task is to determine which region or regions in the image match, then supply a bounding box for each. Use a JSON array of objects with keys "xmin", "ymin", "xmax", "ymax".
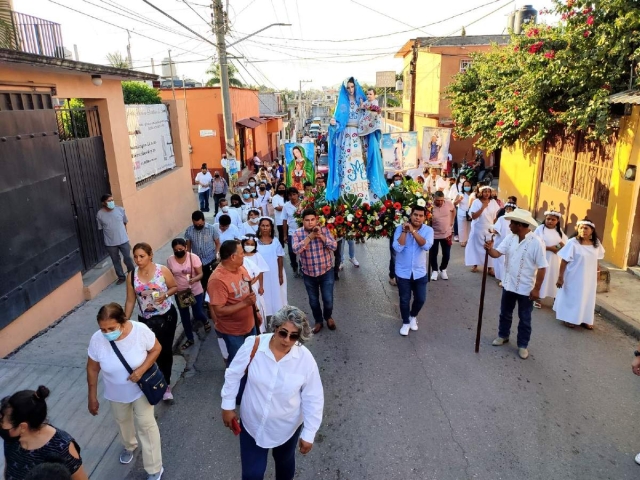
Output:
[{"xmin": 484, "ymin": 208, "xmax": 548, "ymax": 359}]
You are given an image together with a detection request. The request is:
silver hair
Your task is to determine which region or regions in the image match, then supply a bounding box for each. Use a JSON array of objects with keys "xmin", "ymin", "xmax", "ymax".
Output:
[{"xmin": 269, "ymin": 305, "xmax": 312, "ymax": 344}]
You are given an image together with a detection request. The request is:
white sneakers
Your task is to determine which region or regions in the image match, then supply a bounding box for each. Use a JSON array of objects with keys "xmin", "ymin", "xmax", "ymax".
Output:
[
  {"xmin": 400, "ymin": 317, "xmax": 419, "ymax": 336},
  {"xmin": 440, "ymin": 269, "xmax": 449, "ymax": 280},
  {"xmin": 350, "ymin": 257, "xmax": 360, "ymax": 267},
  {"xmin": 431, "ymin": 270, "xmax": 449, "ymax": 280},
  {"xmin": 163, "ymin": 386, "xmax": 173, "ymax": 401},
  {"xmin": 431, "ymin": 271, "xmax": 439, "ymax": 281},
  {"xmin": 635, "ymin": 452, "xmax": 640, "ymax": 465}
]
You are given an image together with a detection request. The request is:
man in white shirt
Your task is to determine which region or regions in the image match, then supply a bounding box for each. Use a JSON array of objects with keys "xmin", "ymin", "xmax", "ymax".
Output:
[
  {"xmin": 282, "ymin": 187, "xmax": 302, "ymax": 277},
  {"xmin": 272, "ymin": 184, "xmax": 287, "ymax": 248},
  {"xmin": 195, "ymin": 163, "xmax": 213, "ymax": 212},
  {"xmin": 484, "ymin": 209, "xmax": 548, "ymax": 360},
  {"xmin": 215, "ymin": 198, "xmax": 243, "ymax": 229},
  {"xmin": 253, "ymin": 151, "xmax": 262, "ymax": 174},
  {"xmin": 214, "ymin": 214, "xmax": 242, "ymax": 251},
  {"xmin": 256, "ymin": 182, "xmax": 271, "ymax": 216},
  {"xmin": 423, "ymin": 167, "xmax": 448, "ymax": 195}
]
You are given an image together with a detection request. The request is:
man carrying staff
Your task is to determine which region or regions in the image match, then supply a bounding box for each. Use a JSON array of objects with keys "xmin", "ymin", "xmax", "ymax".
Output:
[{"xmin": 484, "ymin": 208, "xmax": 547, "ymax": 360}]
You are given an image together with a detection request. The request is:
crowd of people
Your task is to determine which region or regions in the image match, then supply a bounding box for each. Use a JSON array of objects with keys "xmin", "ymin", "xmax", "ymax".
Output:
[{"xmin": 1, "ymin": 155, "xmax": 612, "ymax": 480}]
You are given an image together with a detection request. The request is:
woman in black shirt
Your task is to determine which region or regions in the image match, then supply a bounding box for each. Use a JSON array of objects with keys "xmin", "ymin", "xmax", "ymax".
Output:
[{"xmin": 1, "ymin": 386, "xmax": 86, "ymax": 480}]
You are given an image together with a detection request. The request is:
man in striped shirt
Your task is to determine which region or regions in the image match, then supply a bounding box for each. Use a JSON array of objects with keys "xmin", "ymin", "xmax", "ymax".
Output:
[
  {"xmin": 292, "ymin": 208, "xmax": 337, "ymax": 333},
  {"xmin": 185, "ymin": 210, "xmax": 217, "ymax": 292}
]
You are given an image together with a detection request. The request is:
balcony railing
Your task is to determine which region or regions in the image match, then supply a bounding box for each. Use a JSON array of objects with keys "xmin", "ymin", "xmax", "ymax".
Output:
[{"xmin": 3, "ymin": 11, "xmax": 65, "ymax": 58}]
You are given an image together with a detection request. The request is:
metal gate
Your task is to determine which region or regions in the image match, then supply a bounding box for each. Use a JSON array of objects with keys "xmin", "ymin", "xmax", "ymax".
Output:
[
  {"xmin": 535, "ymin": 128, "xmax": 616, "ymax": 234},
  {"xmin": 56, "ymin": 105, "xmax": 111, "ymax": 271}
]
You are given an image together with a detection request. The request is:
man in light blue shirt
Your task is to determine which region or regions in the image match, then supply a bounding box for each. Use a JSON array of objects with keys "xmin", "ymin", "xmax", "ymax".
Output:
[{"xmin": 393, "ymin": 204, "xmax": 434, "ymax": 336}]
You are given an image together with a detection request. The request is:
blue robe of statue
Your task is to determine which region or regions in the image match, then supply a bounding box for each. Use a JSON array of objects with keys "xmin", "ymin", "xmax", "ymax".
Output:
[{"xmin": 326, "ymin": 78, "xmax": 389, "ymax": 203}]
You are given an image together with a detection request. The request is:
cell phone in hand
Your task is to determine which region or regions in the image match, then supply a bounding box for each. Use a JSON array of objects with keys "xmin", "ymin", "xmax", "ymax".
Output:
[{"xmin": 231, "ymin": 417, "xmax": 242, "ymax": 436}]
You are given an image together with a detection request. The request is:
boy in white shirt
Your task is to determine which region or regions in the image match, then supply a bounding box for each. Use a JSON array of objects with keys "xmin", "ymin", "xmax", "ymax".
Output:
[{"xmin": 195, "ymin": 163, "xmax": 213, "ymax": 212}]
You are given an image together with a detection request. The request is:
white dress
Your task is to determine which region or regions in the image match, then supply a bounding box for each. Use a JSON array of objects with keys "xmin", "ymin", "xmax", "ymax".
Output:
[
  {"xmin": 465, "ymin": 199, "xmax": 500, "ymax": 267},
  {"xmin": 534, "ymin": 225, "xmax": 569, "ymax": 299},
  {"xmin": 242, "ymin": 221, "xmax": 259, "ymax": 236},
  {"xmin": 553, "ymin": 238, "xmax": 605, "ymax": 325},
  {"xmin": 456, "ymin": 193, "xmax": 472, "ymax": 244},
  {"xmin": 243, "ymin": 254, "xmax": 269, "ymax": 333},
  {"xmin": 257, "ymin": 238, "xmax": 287, "ymax": 316},
  {"xmin": 492, "ymin": 216, "xmax": 511, "ymax": 281}
]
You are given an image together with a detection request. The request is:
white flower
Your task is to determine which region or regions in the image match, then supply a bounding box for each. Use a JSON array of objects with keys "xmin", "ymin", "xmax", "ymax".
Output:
[
  {"xmin": 328, "ymin": 217, "xmax": 335, "ymax": 224},
  {"xmin": 417, "ymin": 198, "xmax": 426, "ymax": 207},
  {"xmin": 375, "ymin": 225, "xmax": 383, "ymax": 231},
  {"xmin": 346, "ymin": 214, "xmax": 354, "ymax": 222},
  {"xmin": 416, "ymin": 193, "xmax": 423, "ymax": 198},
  {"xmin": 405, "ymin": 207, "xmax": 412, "ymax": 215}
]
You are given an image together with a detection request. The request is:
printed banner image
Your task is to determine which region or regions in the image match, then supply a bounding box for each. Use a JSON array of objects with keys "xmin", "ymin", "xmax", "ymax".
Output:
[
  {"xmin": 284, "ymin": 142, "xmax": 316, "ymax": 191},
  {"xmin": 381, "ymin": 132, "xmax": 418, "ymax": 172},
  {"xmin": 422, "ymin": 127, "xmax": 452, "ymax": 169}
]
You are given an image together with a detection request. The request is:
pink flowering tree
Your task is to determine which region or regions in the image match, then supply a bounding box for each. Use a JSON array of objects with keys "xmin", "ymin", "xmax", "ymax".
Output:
[{"xmin": 447, "ymin": 0, "xmax": 640, "ymax": 151}]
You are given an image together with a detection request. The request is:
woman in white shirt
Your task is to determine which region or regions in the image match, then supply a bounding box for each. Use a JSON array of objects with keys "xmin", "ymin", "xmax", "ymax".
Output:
[
  {"xmin": 533, "ymin": 210, "xmax": 568, "ymax": 308},
  {"xmin": 86, "ymin": 303, "xmax": 164, "ymax": 479},
  {"xmin": 242, "ymin": 208, "xmax": 261, "ymax": 236},
  {"xmin": 465, "ymin": 185, "xmax": 500, "ymax": 274},
  {"xmin": 272, "ymin": 183, "xmax": 287, "ymax": 248},
  {"xmin": 455, "ymin": 180, "xmax": 473, "ymax": 247},
  {"xmin": 241, "ymin": 235, "xmax": 269, "ymax": 333},
  {"xmin": 221, "ymin": 306, "xmax": 324, "ymax": 480}
]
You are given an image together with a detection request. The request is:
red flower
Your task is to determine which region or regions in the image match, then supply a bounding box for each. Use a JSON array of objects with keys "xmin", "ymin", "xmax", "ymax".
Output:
[
  {"xmin": 544, "ymin": 50, "xmax": 556, "ymax": 59},
  {"xmin": 586, "ymin": 15, "xmax": 594, "ymax": 25},
  {"xmin": 335, "ymin": 215, "xmax": 344, "ymax": 224},
  {"xmin": 583, "ymin": 7, "xmax": 592, "ymax": 14},
  {"xmin": 393, "ymin": 202, "xmax": 402, "ymax": 210},
  {"xmin": 514, "ymin": 119, "xmax": 520, "ymax": 126},
  {"xmin": 528, "ymin": 41, "xmax": 544, "ymax": 54},
  {"xmin": 326, "ymin": 223, "xmax": 335, "ymax": 230},
  {"xmin": 497, "ymin": 132, "xmax": 503, "ymax": 137},
  {"xmin": 496, "ymin": 120, "xmax": 505, "ymax": 126},
  {"xmin": 583, "ymin": 30, "xmax": 591, "ymax": 37},
  {"xmin": 379, "ymin": 205, "xmax": 386, "ymax": 214},
  {"xmin": 514, "ymin": 46, "xmax": 520, "ymax": 52},
  {"xmin": 602, "ymin": 84, "xmax": 611, "ymax": 91},
  {"xmin": 561, "ymin": 13, "xmax": 568, "ymax": 20},
  {"xmin": 384, "ymin": 199, "xmax": 393, "ymax": 208},
  {"xmin": 526, "ymin": 28, "xmax": 539, "ymax": 37},
  {"xmin": 514, "ymin": 106, "xmax": 519, "ymax": 111},
  {"xmin": 549, "ymin": 108, "xmax": 556, "ymax": 114},
  {"xmin": 355, "ymin": 209, "xmax": 363, "ymax": 218},
  {"xmin": 363, "ymin": 203, "xmax": 371, "ymax": 211},
  {"xmin": 514, "ymin": 90, "xmax": 520, "ymax": 96},
  {"xmin": 321, "ymin": 205, "xmax": 331, "ymax": 215},
  {"xmin": 567, "ymin": 0, "xmax": 575, "ymax": 7},
  {"xmin": 381, "ymin": 230, "xmax": 388, "ymax": 237}
]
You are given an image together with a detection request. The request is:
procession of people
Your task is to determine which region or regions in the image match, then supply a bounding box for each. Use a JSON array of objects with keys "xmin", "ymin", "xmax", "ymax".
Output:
[{"xmin": 2, "ymin": 75, "xmax": 616, "ymax": 480}]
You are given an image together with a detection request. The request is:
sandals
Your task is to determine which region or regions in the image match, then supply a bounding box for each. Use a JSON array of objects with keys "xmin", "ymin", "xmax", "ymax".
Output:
[
  {"xmin": 533, "ymin": 301, "xmax": 542, "ymax": 309},
  {"xmin": 563, "ymin": 322, "xmax": 575, "ymax": 329},
  {"xmin": 181, "ymin": 340, "xmax": 195, "ymax": 350},
  {"xmin": 470, "ymin": 266, "xmax": 478, "ymax": 273},
  {"xmin": 203, "ymin": 322, "xmax": 212, "ymax": 333},
  {"xmin": 488, "ymin": 268, "xmax": 495, "ymax": 277},
  {"xmin": 581, "ymin": 323, "xmax": 594, "ymax": 330}
]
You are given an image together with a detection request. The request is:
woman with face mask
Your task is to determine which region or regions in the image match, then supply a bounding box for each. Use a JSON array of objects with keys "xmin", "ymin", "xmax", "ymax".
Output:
[
  {"xmin": 241, "ymin": 235, "xmax": 269, "ymax": 333},
  {"xmin": 454, "ymin": 181, "xmax": 473, "ymax": 247},
  {"xmin": 241, "ymin": 188, "xmax": 258, "ymax": 221},
  {"xmin": 272, "ymin": 183, "xmax": 288, "ymax": 248},
  {"xmin": 243, "ymin": 208, "xmax": 262, "ymax": 236},
  {"xmin": 167, "ymin": 238, "xmax": 209, "ymax": 350},
  {"xmin": 87, "ymin": 303, "xmax": 164, "ymax": 479},
  {"xmin": 1, "ymin": 386, "xmax": 87, "ymax": 480}
]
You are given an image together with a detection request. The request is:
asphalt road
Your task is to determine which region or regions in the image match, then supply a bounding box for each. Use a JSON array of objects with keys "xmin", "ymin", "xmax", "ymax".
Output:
[{"xmin": 126, "ymin": 238, "xmax": 640, "ymax": 480}]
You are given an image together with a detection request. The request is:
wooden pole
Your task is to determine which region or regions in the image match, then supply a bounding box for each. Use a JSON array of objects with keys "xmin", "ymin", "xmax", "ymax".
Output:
[
  {"xmin": 475, "ymin": 232, "xmax": 495, "ymax": 353},
  {"xmin": 408, "ymin": 39, "xmax": 418, "ymax": 132}
]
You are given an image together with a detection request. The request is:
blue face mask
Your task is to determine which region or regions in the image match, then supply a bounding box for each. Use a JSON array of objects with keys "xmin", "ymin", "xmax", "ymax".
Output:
[
  {"xmin": 394, "ymin": 180, "xmax": 402, "ymax": 187},
  {"xmin": 464, "ymin": 186, "xmax": 471, "ymax": 192},
  {"xmin": 103, "ymin": 327, "xmax": 122, "ymax": 342},
  {"xmin": 106, "ymin": 200, "xmax": 115, "ymax": 209},
  {"xmin": 243, "ymin": 193, "xmax": 250, "ymax": 199}
]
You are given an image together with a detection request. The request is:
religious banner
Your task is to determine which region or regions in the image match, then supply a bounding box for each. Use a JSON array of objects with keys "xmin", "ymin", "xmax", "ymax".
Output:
[
  {"xmin": 284, "ymin": 142, "xmax": 316, "ymax": 191},
  {"xmin": 421, "ymin": 127, "xmax": 452, "ymax": 169},
  {"xmin": 126, "ymin": 104, "xmax": 176, "ymax": 183},
  {"xmin": 381, "ymin": 132, "xmax": 418, "ymax": 171}
]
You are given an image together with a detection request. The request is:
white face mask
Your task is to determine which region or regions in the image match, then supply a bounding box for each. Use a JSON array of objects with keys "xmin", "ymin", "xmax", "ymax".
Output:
[
  {"xmin": 249, "ymin": 217, "xmax": 259, "ymax": 224},
  {"xmin": 244, "ymin": 245, "xmax": 255, "ymax": 253},
  {"xmin": 221, "ymin": 206, "xmax": 229, "ymax": 212}
]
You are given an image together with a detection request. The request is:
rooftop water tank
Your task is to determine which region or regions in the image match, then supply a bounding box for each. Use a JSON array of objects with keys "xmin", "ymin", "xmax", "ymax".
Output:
[{"xmin": 514, "ymin": 5, "xmax": 538, "ymax": 34}]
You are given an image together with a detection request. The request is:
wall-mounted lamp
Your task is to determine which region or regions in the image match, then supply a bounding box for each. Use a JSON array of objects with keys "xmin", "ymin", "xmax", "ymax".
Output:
[
  {"xmin": 91, "ymin": 74, "xmax": 102, "ymax": 86},
  {"xmin": 624, "ymin": 165, "xmax": 636, "ymax": 181}
]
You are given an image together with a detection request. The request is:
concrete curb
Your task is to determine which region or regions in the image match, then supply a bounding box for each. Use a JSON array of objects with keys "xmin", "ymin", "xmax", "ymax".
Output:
[{"xmin": 595, "ymin": 299, "xmax": 640, "ymax": 339}]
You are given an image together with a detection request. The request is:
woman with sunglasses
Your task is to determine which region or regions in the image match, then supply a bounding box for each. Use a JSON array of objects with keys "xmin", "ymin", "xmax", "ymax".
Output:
[{"xmin": 221, "ymin": 306, "xmax": 324, "ymax": 480}]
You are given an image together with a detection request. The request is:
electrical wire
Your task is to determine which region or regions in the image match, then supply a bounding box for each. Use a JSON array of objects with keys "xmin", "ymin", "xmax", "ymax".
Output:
[
  {"xmin": 179, "ymin": 0, "xmax": 212, "ymax": 29},
  {"xmin": 349, "ymin": 0, "xmax": 434, "ymax": 37}
]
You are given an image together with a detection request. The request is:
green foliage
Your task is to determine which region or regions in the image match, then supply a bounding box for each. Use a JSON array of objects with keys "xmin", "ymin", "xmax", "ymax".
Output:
[
  {"xmin": 0, "ymin": 3, "xmax": 14, "ymax": 49},
  {"xmin": 447, "ymin": 0, "xmax": 640, "ymax": 150},
  {"xmin": 205, "ymin": 62, "xmax": 244, "ymax": 87},
  {"xmin": 121, "ymin": 81, "xmax": 161, "ymax": 105},
  {"xmin": 106, "ymin": 51, "xmax": 130, "ymax": 69}
]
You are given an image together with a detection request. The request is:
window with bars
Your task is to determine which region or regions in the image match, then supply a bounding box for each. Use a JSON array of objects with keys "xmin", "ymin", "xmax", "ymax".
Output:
[{"xmin": 460, "ymin": 60, "xmax": 473, "ymax": 73}]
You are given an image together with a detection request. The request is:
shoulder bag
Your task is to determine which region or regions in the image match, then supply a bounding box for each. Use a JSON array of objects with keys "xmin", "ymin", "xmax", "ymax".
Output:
[
  {"xmin": 109, "ymin": 340, "xmax": 167, "ymax": 405},
  {"xmin": 235, "ymin": 336, "xmax": 261, "ymax": 406},
  {"xmin": 176, "ymin": 254, "xmax": 196, "ymax": 309}
]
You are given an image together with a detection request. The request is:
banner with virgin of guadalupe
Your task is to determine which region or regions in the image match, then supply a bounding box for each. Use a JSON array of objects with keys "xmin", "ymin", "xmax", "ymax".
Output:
[
  {"xmin": 284, "ymin": 142, "xmax": 316, "ymax": 191},
  {"xmin": 421, "ymin": 127, "xmax": 452, "ymax": 168},
  {"xmin": 381, "ymin": 132, "xmax": 418, "ymax": 171}
]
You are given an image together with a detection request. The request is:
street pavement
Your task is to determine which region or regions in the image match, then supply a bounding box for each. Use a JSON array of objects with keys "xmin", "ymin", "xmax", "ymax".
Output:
[{"xmin": 124, "ymin": 237, "xmax": 640, "ymax": 480}]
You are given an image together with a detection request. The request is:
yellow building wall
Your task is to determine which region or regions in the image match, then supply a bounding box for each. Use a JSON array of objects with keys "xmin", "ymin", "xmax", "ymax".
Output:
[
  {"xmin": 497, "ymin": 142, "xmax": 542, "ymax": 211},
  {"xmin": 602, "ymin": 105, "xmax": 640, "ymax": 267}
]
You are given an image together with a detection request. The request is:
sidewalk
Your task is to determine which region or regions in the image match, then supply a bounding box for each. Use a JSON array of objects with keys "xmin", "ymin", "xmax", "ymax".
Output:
[
  {"xmin": 596, "ymin": 263, "xmax": 640, "ymax": 338},
  {"xmin": 0, "ymin": 230, "xmax": 192, "ymax": 479}
]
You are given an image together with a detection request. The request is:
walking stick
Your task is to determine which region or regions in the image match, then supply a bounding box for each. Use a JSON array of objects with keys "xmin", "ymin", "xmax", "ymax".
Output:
[{"xmin": 475, "ymin": 231, "xmax": 495, "ymax": 353}]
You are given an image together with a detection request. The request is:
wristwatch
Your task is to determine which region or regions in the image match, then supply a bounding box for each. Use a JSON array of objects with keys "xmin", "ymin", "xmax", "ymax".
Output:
[{"xmin": 634, "ymin": 350, "xmax": 640, "ymax": 357}]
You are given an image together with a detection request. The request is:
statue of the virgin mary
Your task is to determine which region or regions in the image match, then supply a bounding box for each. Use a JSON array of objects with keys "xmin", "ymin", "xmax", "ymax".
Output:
[{"xmin": 326, "ymin": 77, "xmax": 388, "ymax": 203}]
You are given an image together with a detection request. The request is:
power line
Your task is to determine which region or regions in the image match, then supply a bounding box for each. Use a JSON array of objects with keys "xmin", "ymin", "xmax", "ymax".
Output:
[
  {"xmin": 142, "ymin": 0, "xmax": 218, "ymax": 48},
  {"xmin": 349, "ymin": 0, "xmax": 434, "ymax": 37},
  {"xmin": 179, "ymin": 0, "xmax": 212, "ymax": 28}
]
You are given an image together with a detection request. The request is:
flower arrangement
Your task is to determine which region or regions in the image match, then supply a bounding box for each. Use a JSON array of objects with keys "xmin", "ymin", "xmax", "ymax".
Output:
[
  {"xmin": 294, "ymin": 178, "xmax": 433, "ymax": 240},
  {"xmin": 365, "ymin": 104, "xmax": 382, "ymax": 114}
]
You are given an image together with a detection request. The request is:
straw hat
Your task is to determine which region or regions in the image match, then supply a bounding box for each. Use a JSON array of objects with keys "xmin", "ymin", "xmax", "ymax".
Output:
[{"xmin": 503, "ymin": 208, "xmax": 538, "ymax": 230}]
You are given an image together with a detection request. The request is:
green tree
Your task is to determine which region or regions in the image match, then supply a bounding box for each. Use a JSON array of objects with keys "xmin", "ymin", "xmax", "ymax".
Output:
[
  {"xmin": 0, "ymin": 2, "xmax": 14, "ymax": 49},
  {"xmin": 106, "ymin": 51, "xmax": 130, "ymax": 69},
  {"xmin": 205, "ymin": 62, "xmax": 244, "ymax": 87},
  {"xmin": 121, "ymin": 81, "xmax": 161, "ymax": 104},
  {"xmin": 447, "ymin": 0, "xmax": 640, "ymax": 151}
]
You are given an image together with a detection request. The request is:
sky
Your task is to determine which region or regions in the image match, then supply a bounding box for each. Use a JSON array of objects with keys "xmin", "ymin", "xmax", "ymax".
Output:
[{"xmin": 14, "ymin": 0, "xmax": 555, "ymax": 91}]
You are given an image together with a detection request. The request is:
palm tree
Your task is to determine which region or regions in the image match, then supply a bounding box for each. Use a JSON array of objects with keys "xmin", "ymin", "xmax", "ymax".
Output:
[
  {"xmin": 106, "ymin": 51, "xmax": 130, "ymax": 69},
  {"xmin": 206, "ymin": 62, "xmax": 243, "ymax": 87},
  {"xmin": 0, "ymin": 1, "xmax": 15, "ymax": 50}
]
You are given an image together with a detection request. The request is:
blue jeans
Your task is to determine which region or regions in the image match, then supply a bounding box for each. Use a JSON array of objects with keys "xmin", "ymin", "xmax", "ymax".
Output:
[
  {"xmin": 198, "ymin": 191, "xmax": 210, "ymax": 211},
  {"xmin": 287, "ymin": 235, "xmax": 299, "ymax": 272},
  {"xmin": 388, "ymin": 237, "xmax": 396, "ymax": 280},
  {"xmin": 218, "ymin": 326, "xmax": 257, "ymax": 366},
  {"xmin": 340, "ymin": 239, "xmax": 355, "ymax": 263},
  {"xmin": 177, "ymin": 292, "xmax": 207, "ymax": 342},
  {"xmin": 302, "ymin": 269, "xmax": 334, "ymax": 325},
  {"xmin": 498, "ymin": 289, "xmax": 534, "ymax": 348},
  {"xmin": 396, "ymin": 274, "xmax": 428, "ymax": 324},
  {"xmin": 240, "ymin": 425, "xmax": 302, "ymax": 480}
]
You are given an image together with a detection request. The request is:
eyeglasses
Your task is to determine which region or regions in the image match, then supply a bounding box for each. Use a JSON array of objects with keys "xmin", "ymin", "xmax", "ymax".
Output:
[{"xmin": 276, "ymin": 329, "xmax": 300, "ymax": 341}]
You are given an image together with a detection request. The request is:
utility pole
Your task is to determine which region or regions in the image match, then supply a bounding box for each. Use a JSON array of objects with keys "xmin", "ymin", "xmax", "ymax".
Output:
[
  {"xmin": 168, "ymin": 49, "xmax": 176, "ymax": 100},
  {"xmin": 213, "ymin": 0, "xmax": 236, "ymax": 161},
  {"xmin": 126, "ymin": 29, "xmax": 133, "ymax": 69},
  {"xmin": 151, "ymin": 58, "xmax": 156, "ymax": 75},
  {"xmin": 299, "ymin": 79, "xmax": 311, "ymax": 134},
  {"xmin": 408, "ymin": 39, "xmax": 418, "ymax": 132}
]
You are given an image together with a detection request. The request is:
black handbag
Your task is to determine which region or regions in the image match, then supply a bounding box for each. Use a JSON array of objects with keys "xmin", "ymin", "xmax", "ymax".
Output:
[
  {"xmin": 109, "ymin": 340, "xmax": 168, "ymax": 405},
  {"xmin": 176, "ymin": 254, "xmax": 196, "ymax": 308}
]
